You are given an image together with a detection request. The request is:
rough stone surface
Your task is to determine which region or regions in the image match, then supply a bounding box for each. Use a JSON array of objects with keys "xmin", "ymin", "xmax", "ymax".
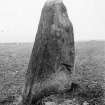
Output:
[{"xmin": 21, "ymin": 0, "xmax": 75, "ymax": 105}]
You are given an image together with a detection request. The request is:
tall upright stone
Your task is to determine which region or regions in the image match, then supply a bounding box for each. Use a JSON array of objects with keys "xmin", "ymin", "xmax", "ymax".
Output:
[{"xmin": 21, "ymin": 0, "xmax": 75, "ymax": 105}]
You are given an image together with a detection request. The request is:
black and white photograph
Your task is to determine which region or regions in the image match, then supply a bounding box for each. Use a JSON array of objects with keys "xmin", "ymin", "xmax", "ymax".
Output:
[{"xmin": 0, "ymin": 0, "xmax": 105, "ymax": 105}]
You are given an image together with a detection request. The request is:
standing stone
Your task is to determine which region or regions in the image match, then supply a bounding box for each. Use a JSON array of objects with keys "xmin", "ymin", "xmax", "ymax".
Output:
[{"xmin": 21, "ymin": 0, "xmax": 75, "ymax": 105}]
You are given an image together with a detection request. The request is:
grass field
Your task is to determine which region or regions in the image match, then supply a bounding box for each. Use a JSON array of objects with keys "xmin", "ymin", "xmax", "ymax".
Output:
[{"xmin": 0, "ymin": 41, "xmax": 105, "ymax": 105}]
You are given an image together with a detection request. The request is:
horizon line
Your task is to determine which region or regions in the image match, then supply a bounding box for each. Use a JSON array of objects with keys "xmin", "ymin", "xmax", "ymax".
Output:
[{"xmin": 0, "ymin": 40, "xmax": 105, "ymax": 44}]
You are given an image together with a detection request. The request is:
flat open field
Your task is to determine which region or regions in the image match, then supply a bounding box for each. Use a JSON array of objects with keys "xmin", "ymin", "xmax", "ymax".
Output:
[{"xmin": 0, "ymin": 41, "xmax": 105, "ymax": 104}]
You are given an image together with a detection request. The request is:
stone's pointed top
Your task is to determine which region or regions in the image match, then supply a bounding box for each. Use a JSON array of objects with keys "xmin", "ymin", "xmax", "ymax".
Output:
[{"xmin": 45, "ymin": 0, "xmax": 63, "ymax": 6}]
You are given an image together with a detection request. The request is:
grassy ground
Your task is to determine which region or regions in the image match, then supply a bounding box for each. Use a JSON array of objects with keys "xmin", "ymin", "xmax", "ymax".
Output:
[{"xmin": 0, "ymin": 41, "xmax": 104, "ymax": 105}]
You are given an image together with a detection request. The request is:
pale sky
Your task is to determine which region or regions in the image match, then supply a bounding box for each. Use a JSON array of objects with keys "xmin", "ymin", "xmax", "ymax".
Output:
[{"xmin": 0, "ymin": 0, "xmax": 105, "ymax": 42}]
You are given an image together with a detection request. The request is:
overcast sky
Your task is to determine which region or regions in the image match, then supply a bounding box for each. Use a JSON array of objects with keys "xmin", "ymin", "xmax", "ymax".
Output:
[{"xmin": 0, "ymin": 0, "xmax": 105, "ymax": 42}]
